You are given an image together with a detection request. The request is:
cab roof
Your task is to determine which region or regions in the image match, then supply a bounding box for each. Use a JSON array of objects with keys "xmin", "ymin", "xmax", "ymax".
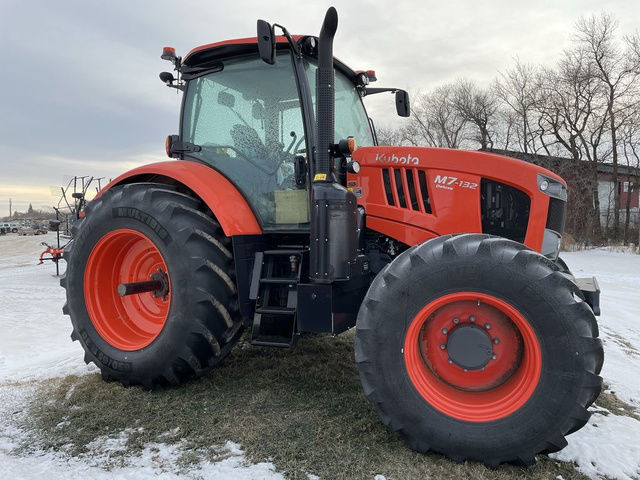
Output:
[{"xmin": 183, "ymin": 35, "xmax": 359, "ymax": 81}]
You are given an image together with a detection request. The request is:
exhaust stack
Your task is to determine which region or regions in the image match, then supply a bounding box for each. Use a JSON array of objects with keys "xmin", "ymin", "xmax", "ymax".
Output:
[
  {"xmin": 314, "ymin": 6, "xmax": 338, "ymax": 179},
  {"xmin": 309, "ymin": 7, "xmax": 358, "ymax": 283}
]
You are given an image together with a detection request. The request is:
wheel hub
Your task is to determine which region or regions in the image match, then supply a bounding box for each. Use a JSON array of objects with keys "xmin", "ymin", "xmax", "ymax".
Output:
[
  {"xmin": 84, "ymin": 228, "xmax": 171, "ymax": 351},
  {"xmin": 405, "ymin": 292, "xmax": 542, "ymax": 421},
  {"xmin": 446, "ymin": 325, "xmax": 493, "ymax": 370}
]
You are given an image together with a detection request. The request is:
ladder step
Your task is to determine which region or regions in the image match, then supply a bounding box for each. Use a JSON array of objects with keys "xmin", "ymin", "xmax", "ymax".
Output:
[
  {"xmin": 255, "ymin": 306, "xmax": 296, "ymax": 315},
  {"xmin": 251, "ymin": 337, "xmax": 295, "ymax": 348},
  {"xmin": 259, "ymin": 277, "xmax": 298, "ymax": 285},
  {"xmin": 263, "ymin": 249, "xmax": 306, "ymax": 256}
]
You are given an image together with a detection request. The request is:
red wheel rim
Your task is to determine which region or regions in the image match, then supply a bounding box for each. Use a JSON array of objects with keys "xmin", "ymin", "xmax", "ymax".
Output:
[
  {"xmin": 84, "ymin": 228, "xmax": 171, "ymax": 351},
  {"xmin": 404, "ymin": 292, "xmax": 542, "ymax": 422}
]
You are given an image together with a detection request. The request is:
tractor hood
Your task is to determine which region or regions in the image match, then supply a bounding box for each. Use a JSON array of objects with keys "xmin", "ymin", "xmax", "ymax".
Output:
[
  {"xmin": 352, "ymin": 146, "xmax": 566, "ymax": 196},
  {"xmin": 349, "ymin": 146, "xmax": 567, "ymax": 253}
]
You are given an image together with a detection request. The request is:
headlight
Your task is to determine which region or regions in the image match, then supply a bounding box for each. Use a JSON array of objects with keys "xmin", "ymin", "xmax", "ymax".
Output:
[{"xmin": 537, "ymin": 174, "xmax": 567, "ymax": 201}]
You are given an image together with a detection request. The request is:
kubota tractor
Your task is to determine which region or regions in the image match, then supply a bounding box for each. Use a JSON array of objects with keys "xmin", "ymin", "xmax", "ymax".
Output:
[{"xmin": 61, "ymin": 7, "xmax": 604, "ymax": 467}]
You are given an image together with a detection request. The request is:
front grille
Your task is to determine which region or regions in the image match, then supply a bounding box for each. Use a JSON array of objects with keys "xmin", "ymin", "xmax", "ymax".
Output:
[
  {"xmin": 382, "ymin": 167, "xmax": 432, "ymax": 214},
  {"xmin": 481, "ymin": 179, "xmax": 530, "ymax": 243},
  {"xmin": 546, "ymin": 197, "xmax": 566, "ymax": 233}
]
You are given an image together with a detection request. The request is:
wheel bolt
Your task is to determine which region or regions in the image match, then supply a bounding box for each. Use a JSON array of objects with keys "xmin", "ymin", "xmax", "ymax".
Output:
[
  {"xmin": 463, "ymin": 368, "xmax": 468, "ymax": 372},
  {"xmin": 493, "ymin": 338, "xmax": 500, "ymax": 344},
  {"xmin": 469, "ymin": 315, "xmax": 476, "ymax": 323},
  {"xmin": 448, "ymin": 359, "xmax": 453, "ymax": 364},
  {"xmin": 485, "ymin": 323, "xmax": 491, "ymax": 330},
  {"xmin": 440, "ymin": 344, "xmax": 446, "ymax": 350},
  {"xmin": 492, "ymin": 354, "xmax": 497, "ymax": 360},
  {"xmin": 453, "ymin": 317, "xmax": 460, "ymax": 324},
  {"xmin": 442, "ymin": 328, "xmax": 448, "ymax": 335}
]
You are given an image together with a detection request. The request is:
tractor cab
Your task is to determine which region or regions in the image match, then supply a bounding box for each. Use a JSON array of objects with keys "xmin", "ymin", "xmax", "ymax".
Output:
[{"xmin": 162, "ymin": 35, "xmax": 401, "ymax": 230}]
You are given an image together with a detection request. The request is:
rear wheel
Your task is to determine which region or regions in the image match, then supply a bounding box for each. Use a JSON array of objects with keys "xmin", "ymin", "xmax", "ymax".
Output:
[
  {"xmin": 355, "ymin": 234, "xmax": 603, "ymax": 467},
  {"xmin": 61, "ymin": 183, "xmax": 244, "ymax": 388}
]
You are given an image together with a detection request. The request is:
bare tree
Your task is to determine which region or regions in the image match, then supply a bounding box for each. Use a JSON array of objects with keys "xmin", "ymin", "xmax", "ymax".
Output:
[
  {"xmin": 451, "ymin": 79, "xmax": 498, "ymax": 150},
  {"xmin": 620, "ymin": 112, "xmax": 640, "ymax": 244},
  {"xmin": 495, "ymin": 59, "xmax": 541, "ymax": 153},
  {"xmin": 404, "ymin": 85, "xmax": 468, "ymax": 148},
  {"xmin": 537, "ymin": 48, "xmax": 609, "ymax": 240},
  {"xmin": 575, "ymin": 13, "xmax": 640, "ymax": 237},
  {"xmin": 375, "ymin": 124, "xmax": 404, "ymax": 146}
]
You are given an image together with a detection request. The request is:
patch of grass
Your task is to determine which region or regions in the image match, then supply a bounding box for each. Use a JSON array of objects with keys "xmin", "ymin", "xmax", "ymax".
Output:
[
  {"xmin": 597, "ymin": 386, "xmax": 640, "ymax": 421},
  {"xmin": 22, "ymin": 332, "xmax": 588, "ymax": 480}
]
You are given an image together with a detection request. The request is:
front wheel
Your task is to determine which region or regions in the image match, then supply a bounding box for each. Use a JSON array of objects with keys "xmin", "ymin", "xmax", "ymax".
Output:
[{"xmin": 355, "ymin": 234, "xmax": 603, "ymax": 467}]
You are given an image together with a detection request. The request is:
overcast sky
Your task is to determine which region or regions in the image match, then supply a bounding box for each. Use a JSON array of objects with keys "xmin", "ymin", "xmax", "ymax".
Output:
[{"xmin": 1, "ymin": 0, "xmax": 638, "ymax": 213}]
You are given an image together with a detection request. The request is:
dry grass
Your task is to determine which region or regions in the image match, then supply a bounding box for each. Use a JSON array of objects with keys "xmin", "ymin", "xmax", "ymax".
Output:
[
  {"xmin": 21, "ymin": 332, "xmax": 590, "ymax": 480},
  {"xmin": 597, "ymin": 386, "xmax": 640, "ymax": 421}
]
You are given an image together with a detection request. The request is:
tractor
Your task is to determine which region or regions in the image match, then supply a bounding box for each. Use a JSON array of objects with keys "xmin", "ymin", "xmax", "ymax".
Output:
[{"xmin": 61, "ymin": 7, "xmax": 603, "ymax": 467}]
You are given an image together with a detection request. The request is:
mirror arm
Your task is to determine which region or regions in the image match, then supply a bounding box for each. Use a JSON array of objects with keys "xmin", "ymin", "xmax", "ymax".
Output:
[
  {"xmin": 272, "ymin": 23, "xmax": 301, "ymax": 56},
  {"xmin": 362, "ymin": 87, "xmax": 398, "ymax": 96}
]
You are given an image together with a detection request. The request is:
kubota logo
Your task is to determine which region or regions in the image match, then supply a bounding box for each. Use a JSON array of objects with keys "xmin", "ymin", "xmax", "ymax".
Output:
[{"xmin": 375, "ymin": 153, "xmax": 419, "ymax": 166}]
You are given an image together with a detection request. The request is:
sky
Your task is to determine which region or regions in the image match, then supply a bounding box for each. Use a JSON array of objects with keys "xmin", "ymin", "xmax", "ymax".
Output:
[{"xmin": 0, "ymin": 0, "xmax": 638, "ymax": 213}]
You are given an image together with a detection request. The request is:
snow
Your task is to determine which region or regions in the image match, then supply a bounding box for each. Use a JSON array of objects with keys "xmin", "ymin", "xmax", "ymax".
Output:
[
  {"xmin": 551, "ymin": 406, "xmax": 640, "ymax": 480},
  {"xmin": 0, "ymin": 234, "xmax": 284, "ymax": 479},
  {"xmin": 0, "ymin": 234, "xmax": 639, "ymax": 479},
  {"xmin": 561, "ymin": 249, "xmax": 640, "ymax": 408}
]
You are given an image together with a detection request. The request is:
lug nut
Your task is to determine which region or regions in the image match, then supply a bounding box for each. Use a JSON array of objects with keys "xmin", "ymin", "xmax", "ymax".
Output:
[
  {"xmin": 492, "ymin": 354, "xmax": 497, "ymax": 360},
  {"xmin": 463, "ymin": 368, "xmax": 468, "ymax": 372},
  {"xmin": 448, "ymin": 359, "xmax": 453, "ymax": 364},
  {"xmin": 442, "ymin": 328, "xmax": 448, "ymax": 335},
  {"xmin": 440, "ymin": 344, "xmax": 446, "ymax": 350},
  {"xmin": 485, "ymin": 323, "xmax": 491, "ymax": 330},
  {"xmin": 469, "ymin": 315, "xmax": 476, "ymax": 323},
  {"xmin": 493, "ymin": 338, "xmax": 500, "ymax": 344},
  {"xmin": 453, "ymin": 317, "xmax": 460, "ymax": 324}
]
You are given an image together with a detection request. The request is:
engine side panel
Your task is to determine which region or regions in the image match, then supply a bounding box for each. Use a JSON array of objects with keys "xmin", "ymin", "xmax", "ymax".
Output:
[{"xmin": 351, "ymin": 147, "xmax": 560, "ymax": 253}]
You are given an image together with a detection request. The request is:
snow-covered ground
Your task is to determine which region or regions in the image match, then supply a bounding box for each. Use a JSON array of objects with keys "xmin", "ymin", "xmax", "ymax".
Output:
[
  {"xmin": 0, "ymin": 233, "xmax": 639, "ymax": 479},
  {"xmin": 0, "ymin": 234, "xmax": 284, "ymax": 479}
]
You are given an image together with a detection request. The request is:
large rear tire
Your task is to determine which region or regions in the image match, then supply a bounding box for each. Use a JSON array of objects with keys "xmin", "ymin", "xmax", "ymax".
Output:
[
  {"xmin": 355, "ymin": 234, "xmax": 603, "ymax": 467},
  {"xmin": 61, "ymin": 183, "xmax": 244, "ymax": 388}
]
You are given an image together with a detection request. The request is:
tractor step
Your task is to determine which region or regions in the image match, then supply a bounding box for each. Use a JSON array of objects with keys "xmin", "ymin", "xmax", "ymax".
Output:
[
  {"xmin": 259, "ymin": 277, "xmax": 299, "ymax": 285},
  {"xmin": 249, "ymin": 248, "xmax": 308, "ymax": 347},
  {"xmin": 255, "ymin": 306, "xmax": 296, "ymax": 315}
]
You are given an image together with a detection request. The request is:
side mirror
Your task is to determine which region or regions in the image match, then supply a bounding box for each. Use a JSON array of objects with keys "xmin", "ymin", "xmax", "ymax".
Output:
[
  {"xmin": 395, "ymin": 90, "xmax": 410, "ymax": 117},
  {"xmin": 159, "ymin": 72, "xmax": 175, "ymax": 85},
  {"xmin": 257, "ymin": 19, "xmax": 276, "ymax": 64}
]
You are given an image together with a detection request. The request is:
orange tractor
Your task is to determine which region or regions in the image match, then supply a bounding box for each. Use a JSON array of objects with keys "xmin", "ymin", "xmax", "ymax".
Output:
[{"xmin": 62, "ymin": 8, "xmax": 603, "ymax": 467}]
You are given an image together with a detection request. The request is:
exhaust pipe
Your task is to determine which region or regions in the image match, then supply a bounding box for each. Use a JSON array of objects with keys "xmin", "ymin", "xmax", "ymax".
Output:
[
  {"xmin": 310, "ymin": 7, "xmax": 358, "ymax": 283},
  {"xmin": 315, "ymin": 6, "xmax": 338, "ymax": 180}
]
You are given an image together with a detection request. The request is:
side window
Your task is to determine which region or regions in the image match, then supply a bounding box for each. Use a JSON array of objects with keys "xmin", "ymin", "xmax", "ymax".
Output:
[
  {"xmin": 303, "ymin": 59, "xmax": 374, "ymax": 146},
  {"xmin": 182, "ymin": 52, "xmax": 309, "ymax": 229}
]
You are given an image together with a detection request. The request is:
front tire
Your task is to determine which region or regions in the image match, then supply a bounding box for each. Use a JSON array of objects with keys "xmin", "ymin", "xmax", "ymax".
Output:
[
  {"xmin": 355, "ymin": 234, "xmax": 603, "ymax": 467},
  {"xmin": 61, "ymin": 183, "xmax": 244, "ymax": 388}
]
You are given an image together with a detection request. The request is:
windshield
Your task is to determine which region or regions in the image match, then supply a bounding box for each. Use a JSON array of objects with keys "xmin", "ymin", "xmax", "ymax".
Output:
[
  {"xmin": 182, "ymin": 51, "xmax": 309, "ymax": 229},
  {"xmin": 302, "ymin": 58, "xmax": 375, "ymax": 146}
]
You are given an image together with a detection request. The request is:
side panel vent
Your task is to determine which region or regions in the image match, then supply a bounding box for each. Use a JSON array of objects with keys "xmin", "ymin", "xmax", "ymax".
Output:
[
  {"xmin": 394, "ymin": 169, "xmax": 407, "ymax": 208},
  {"xmin": 405, "ymin": 170, "xmax": 420, "ymax": 211},
  {"xmin": 417, "ymin": 170, "xmax": 432, "ymax": 213},
  {"xmin": 481, "ymin": 179, "xmax": 530, "ymax": 243},
  {"xmin": 382, "ymin": 168, "xmax": 395, "ymax": 206}
]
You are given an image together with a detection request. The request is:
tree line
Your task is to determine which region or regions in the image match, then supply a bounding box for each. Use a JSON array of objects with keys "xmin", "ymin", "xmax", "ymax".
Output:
[{"xmin": 378, "ymin": 13, "xmax": 640, "ymax": 245}]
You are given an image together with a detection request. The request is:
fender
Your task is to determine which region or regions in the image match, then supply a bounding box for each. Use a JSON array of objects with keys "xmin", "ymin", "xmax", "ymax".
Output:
[{"xmin": 98, "ymin": 161, "xmax": 262, "ymax": 236}]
